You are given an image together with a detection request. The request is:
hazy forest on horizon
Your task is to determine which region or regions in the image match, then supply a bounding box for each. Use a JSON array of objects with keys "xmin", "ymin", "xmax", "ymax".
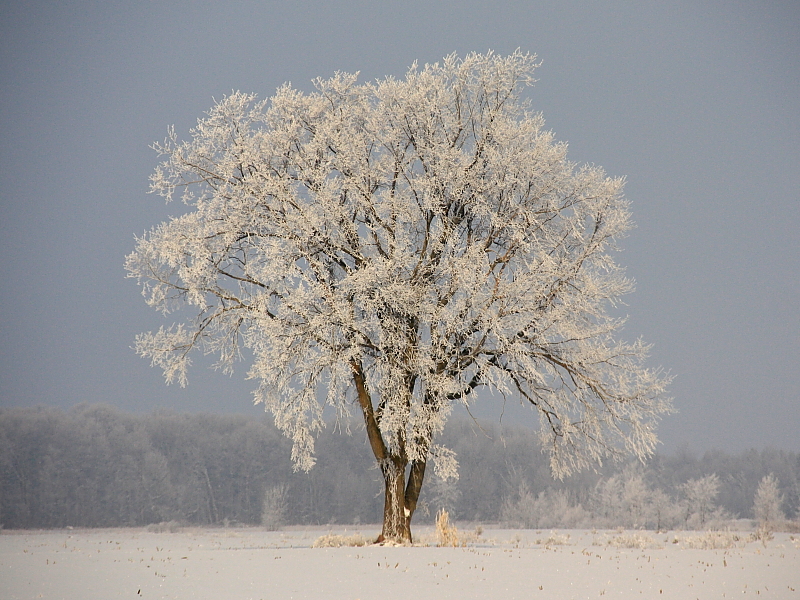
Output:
[{"xmin": 1, "ymin": 404, "xmax": 798, "ymax": 531}]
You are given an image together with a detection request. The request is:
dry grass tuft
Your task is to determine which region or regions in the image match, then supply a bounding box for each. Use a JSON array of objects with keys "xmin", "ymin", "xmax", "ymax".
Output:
[
  {"xmin": 604, "ymin": 533, "xmax": 662, "ymax": 549},
  {"xmin": 535, "ymin": 532, "xmax": 572, "ymax": 546},
  {"xmin": 678, "ymin": 531, "xmax": 744, "ymax": 549},
  {"xmin": 436, "ymin": 510, "xmax": 460, "ymax": 547},
  {"xmin": 312, "ymin": 533, "xmax": 370, "ymax": 548}
]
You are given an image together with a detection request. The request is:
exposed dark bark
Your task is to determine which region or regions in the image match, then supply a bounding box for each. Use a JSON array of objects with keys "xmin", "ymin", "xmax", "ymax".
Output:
[
  {"xmin": 351, "ymin": 360, "xmax": 387, "ymax": 464},
  {"xmin": 405, "ymin": 460, "xmax": 426, "ymax": 516}
]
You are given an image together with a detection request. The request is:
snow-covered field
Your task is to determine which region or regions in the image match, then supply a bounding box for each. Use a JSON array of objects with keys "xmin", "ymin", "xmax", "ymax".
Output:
[{"xmin": 1, "ymin": 526, "xmax": 797, "ymax": 599}]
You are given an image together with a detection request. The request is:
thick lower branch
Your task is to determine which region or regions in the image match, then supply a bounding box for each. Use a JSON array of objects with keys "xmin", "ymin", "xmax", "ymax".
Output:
[
  {"xmin": 404, "ymin": 459, "xmax": 427, "ymax": 520},
  {"xmin": 350, "ymin": 359, "xmax": 387, "ymax": 463}
]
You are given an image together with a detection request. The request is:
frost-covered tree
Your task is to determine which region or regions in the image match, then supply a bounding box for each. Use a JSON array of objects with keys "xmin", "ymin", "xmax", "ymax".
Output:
[
  {"xmin": 426, "ymin": 474, "xmax": 461, "ymax": 520},
  {"xmin": 593, "ymin": 468, "xmax": 652, "ymax": 529},
  {"xmin": 501, "ymin": 483, "xmax": 588, "ymax": 529},
  {"xmin": 126, "ymin": 52, "xmax": 672, "ymax": 542},
  {"xmin": 681, "ymin": 474, "xmax": 722, "ymax": 529},
  {"xmin": 649, "ymin": 488, "xmax": 682, "ymax": 532},
  {"xmin": 753, "ymin": 474, "xmax": 785, "ymax": 530}
]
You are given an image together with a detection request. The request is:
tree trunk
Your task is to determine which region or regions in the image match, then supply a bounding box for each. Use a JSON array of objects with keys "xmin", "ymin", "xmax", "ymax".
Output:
[
  {"xmin": 378, "ymin": 458, "xmax": 411, "ymax": 543},
  {"xmin": 351, "ymin": 360, "xmax": 428, "ymax": 544},
  {"xmin": 375, "ymin": 457, "xmax": 428, "ymax": 544}
]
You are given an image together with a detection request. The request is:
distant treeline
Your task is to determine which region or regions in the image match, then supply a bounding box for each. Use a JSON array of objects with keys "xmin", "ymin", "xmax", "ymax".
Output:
[{"xmin": 1, "ymin": 404, "xmax": 798, "ymax": 530}]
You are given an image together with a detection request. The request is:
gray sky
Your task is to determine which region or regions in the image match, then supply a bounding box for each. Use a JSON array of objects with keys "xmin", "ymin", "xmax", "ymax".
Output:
[{"xmin": 1, "ymin": 0, "xmax": 798, "ymax": 454}]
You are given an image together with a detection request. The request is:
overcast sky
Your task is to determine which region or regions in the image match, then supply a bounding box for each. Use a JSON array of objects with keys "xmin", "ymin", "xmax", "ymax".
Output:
[{"xmin": 1, "ymin": 0, "xmax": 798, "ymax": 455}]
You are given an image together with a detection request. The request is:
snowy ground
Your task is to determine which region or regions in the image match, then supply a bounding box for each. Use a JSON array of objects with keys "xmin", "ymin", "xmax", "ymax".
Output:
[{"xmin": 1, "ymin": 526, "xmax": 798, "ymax": 600}]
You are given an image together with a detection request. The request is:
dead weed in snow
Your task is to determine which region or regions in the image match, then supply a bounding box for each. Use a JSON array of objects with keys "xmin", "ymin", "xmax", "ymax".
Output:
[
  {"xmin": 312, "ymin": 533, "xmax": 371, "ymax": 548},
  {"xmin": 601, "ymin": 532, "xmax": 663, "ymax": 549}
]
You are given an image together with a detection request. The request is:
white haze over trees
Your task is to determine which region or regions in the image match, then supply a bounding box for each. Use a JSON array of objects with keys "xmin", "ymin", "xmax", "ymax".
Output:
[
  {"xmin": 1, "ymin": 406, "xmax": 798, "ymax": 531},
  {"xmin": 126, "ymin": 52, "xmax": 672, "ymax": 542}
]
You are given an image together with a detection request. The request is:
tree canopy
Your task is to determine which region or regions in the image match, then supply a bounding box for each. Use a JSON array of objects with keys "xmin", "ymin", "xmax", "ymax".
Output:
[{"xmin": 126, "ymin": 51, "xmax": 672, "ymax": 541}]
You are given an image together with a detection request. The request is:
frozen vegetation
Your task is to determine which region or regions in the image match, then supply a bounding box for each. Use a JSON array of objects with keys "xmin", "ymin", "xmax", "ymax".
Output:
[{"xmin": 1, "ymin": 406, "xmax": 798, "ymax": 532}]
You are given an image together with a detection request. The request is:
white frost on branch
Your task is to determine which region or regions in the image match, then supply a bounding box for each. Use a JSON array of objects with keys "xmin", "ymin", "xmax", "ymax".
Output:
[{"xmin": 126, "ymin": 51, "xmax": 672, "ymax": 478}]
